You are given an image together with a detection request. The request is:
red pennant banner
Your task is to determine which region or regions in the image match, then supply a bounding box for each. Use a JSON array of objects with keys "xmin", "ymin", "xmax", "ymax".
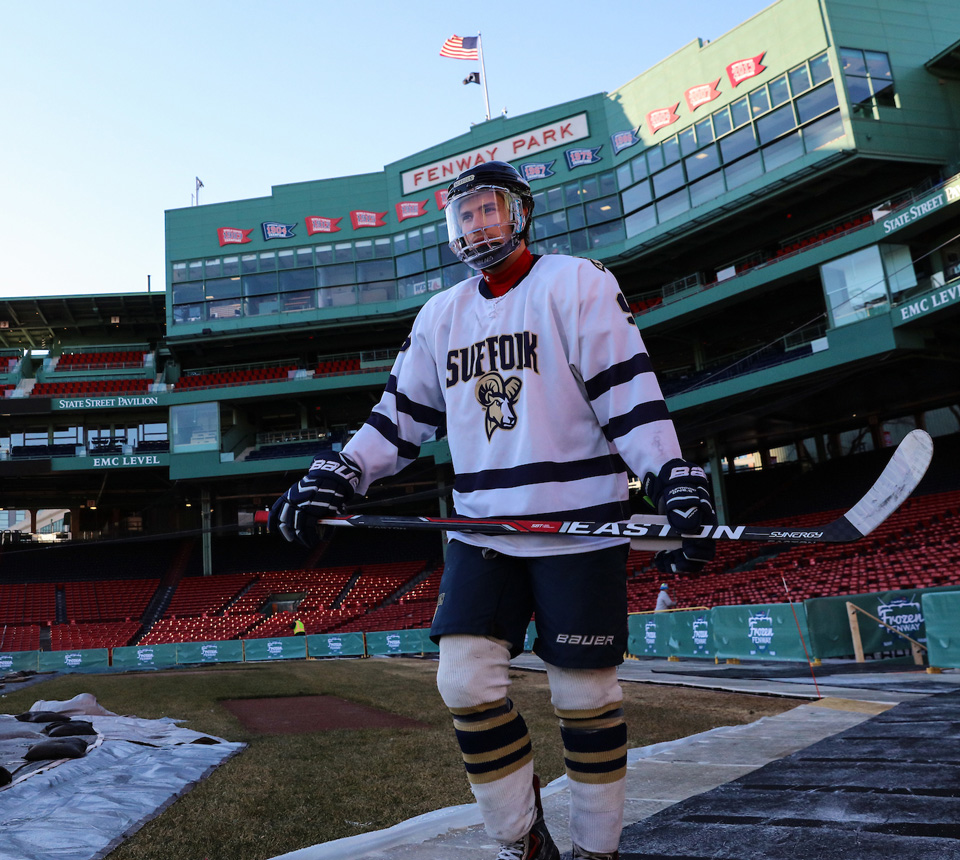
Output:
[
  {"xmin": 305, "ymin": 216, "xmax": 342, "ymax": 235},
  {"xmin": 726, "ymin": 52, "xmax": 767, "ymax": 88},
  {"xmin": 350, "ymin": 210, "xmax": 388, "ymax": 229},
  {"xmin": 216, "ymin": 227, "xmax": 253, "ymax": 247},
  {"xmin": 396, "ymin": 200, "xmax": 428, "ymax": 222},
  {"xmin": 647, "ymin": 103, "xmax": 680, "ymax": 135},
  {"xmin": 685, "ymin": 79, "xmax": 721, "ymax": 112},
  {"xmin": 434, "ymin": 189, "xmax": 449, "ymax": 210}
]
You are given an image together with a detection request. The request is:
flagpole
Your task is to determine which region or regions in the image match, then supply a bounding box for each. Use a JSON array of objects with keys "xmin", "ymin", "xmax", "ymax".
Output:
[{"xmin": 477, "ymin": 32, "xmax": 491, "ymax": 121}]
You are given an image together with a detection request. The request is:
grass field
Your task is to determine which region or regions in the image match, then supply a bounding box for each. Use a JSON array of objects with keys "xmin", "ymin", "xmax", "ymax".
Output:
[{"xmin": 1, "ymin": 658, "xmax": 797, "ymax": 860}]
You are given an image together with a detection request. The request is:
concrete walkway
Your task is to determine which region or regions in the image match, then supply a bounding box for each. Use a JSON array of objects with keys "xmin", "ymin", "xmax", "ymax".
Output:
[{"xmin": 271, "ymin": 656, "xmax": 960, "ymax": 860}]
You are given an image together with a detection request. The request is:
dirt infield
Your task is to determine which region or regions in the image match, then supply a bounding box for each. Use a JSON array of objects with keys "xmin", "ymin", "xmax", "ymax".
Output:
[{"xmin": 220, "ymin": 694, "xmax": 432, "ymax": 734}]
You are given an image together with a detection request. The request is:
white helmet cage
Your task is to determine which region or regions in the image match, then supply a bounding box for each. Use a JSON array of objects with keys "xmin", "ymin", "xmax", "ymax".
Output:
[{"xmin": 444, "ymin": 185, "xmax": 530, "ymax": 271}]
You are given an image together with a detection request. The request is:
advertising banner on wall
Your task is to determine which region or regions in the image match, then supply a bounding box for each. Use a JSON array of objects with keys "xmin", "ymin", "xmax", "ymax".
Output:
[
  {"xmin": 365, "ymin": 629, "xmax": 429, "ymax": 656},
  {"xmin": 177, "ymin": 640, "xmax": 245, "ymax": 665},
  {"xmin": 38, "ymin": 648, "xmax": 110, "ymax": 673},
  {"xmin": 243, "ymin": 637, "xmax": 307, "ymax": 662},
  {"xmin": 628, "ymin": 613, "xmax": 668, "ymax": 657},
  {"xmin": 805, "ymin": 588, "xmax": 942, "ymax": 658},
  {"xmin": 306, "ymin": 632, "xmax": 366, "ymax": 658},
  {"xmin": 711, "ymin": 603, "xmax": 811, "ymax": 662},
  {"xmin": 627, "ymin": 610, "xmax": 715, "ymax": 659},
  {"xmin": 0, "ymin": 650, "xmax": 40, "ymax": 673},
  {"xmin": 112, "ymin": 643, "xmax": 179, "ymax": 670}
]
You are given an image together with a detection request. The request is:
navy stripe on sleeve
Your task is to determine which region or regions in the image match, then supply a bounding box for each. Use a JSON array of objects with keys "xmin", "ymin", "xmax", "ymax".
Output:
[
  {"xmin": 365, "ymin": 412, "xmax": 421, "ymax": 461},
  {"xmin": 602, "ymin": 400, "xmax": 671, "ymax": 443},
  {"xmin": 385, "ymin": 375, "xmax": 446, "ymax": 428},
  {"xmin": 583, "ymin": 353, "xmax": 654, "ymax": 401}
]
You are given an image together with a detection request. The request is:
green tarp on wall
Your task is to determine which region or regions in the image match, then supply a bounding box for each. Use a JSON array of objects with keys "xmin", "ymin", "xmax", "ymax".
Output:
[
  {"xmin": 112, "ymin": 643, "xmax": 178, "ymax": 670},
  {"xmin": 628, "ymin": 613, "xmax": 669, "ymax": 657},
  {"xmin": 243, "ymin": 636, "xmax": 307, "ymax": 661},
  {"xmin": 922, "ymin": 591, "xmax": 960, "ymax": 669},
  {"xmin": 523, "ymin": 621, "xmax": 537, "ymax": 652},
  {"xmin": 38, "ymin": 648, "xmax": 110, "ymax": 673},
  {"xmin": 177, "ymin": 639, "xmax": 245, "ymax": 664},
  {"xmin": 366, "ymin": 629, "xmax": 430, "ymax": 656},
  {"xmin": 306, "ymin": 632, "xmax": 365, "ymax": 657},
  {"xmin": 804, "ymin": 588, "xmax": 953, "ymax": 658},
  {"xmin": 711, "ymin": 603, "xmax": 812, "ymax": 662},
  {"xmin": 627, "ymin": 610, "xmax": 714, "ymax": 659},
  {"xmin": 0, "ymin": 651, "xmax": 39, "ymax": 673}
]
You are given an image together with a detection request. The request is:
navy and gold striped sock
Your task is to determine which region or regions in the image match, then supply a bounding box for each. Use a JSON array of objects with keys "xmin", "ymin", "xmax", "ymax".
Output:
[
  {"xmin": 450, "ymin": 697, "xmax": 534, "ymax": 785},
  {"xmin": 556, "ymin": 703, "xmax": 627, "ymax": 784},
  {"xmin": 556, "ymin": 703, "xmax": 627, "ymax": 853}
]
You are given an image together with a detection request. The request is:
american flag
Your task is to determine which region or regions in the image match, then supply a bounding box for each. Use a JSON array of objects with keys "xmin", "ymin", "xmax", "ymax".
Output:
[{"xmin": 439, "ymin": 34, "xmax": 479, "ymax": 60}]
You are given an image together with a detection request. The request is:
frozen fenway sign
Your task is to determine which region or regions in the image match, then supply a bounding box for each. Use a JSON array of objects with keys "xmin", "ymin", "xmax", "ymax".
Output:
[
  {"xmin": 748, "ymin": 610, "xmax": 775, "ymax": 654},
  {"xmin": 401, "ymin": 113, "xmax": 590, "ymax": 194},
  {"xmin": 877, "ymin": 596, "xmax": 924, "ymax": 636}
]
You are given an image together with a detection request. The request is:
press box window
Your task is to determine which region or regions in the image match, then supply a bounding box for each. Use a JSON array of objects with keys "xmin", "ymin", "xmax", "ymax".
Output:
[
  {"xmin": 841, "ymin": 48, "xmax": 896, "ymax": 114},
  {"xmin": 171, "ymin": 402, "xmax": 220, "ymax": 453}
]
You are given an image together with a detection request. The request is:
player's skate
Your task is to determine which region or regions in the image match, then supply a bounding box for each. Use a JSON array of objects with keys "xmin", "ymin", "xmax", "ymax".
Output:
[
  {"xmin": 495, "ymin": 774, "xmax": 560, "ymax": 860},
  {"xmin": 571, "ymin": 846, "xmax": 619, "ymax": 859}
]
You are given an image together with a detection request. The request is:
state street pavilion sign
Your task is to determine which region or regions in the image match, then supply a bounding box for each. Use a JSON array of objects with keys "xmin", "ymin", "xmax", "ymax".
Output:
[
  {"xmin": 401, "ymin": 113, "xmax": 590, "ymax": 195},
  {"xmin": 52, "ymin": 394, "xmax": 162, "ymax": 411}
]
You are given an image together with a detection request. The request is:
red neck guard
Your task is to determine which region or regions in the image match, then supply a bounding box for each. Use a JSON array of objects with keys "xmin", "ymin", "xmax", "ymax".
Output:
[{"xmin": 483, "ymin": 248, "xmax": 534, "ymax": 297}]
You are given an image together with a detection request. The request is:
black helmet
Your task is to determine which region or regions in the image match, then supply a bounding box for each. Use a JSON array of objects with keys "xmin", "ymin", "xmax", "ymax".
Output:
[{"xmin": 445, "ymin": 161, "xmax": 535, "ymax": 270}]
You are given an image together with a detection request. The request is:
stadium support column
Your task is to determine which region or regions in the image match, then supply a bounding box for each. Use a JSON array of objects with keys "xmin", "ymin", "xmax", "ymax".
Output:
[
  {"xmin": 707, "ymin": 437, "xmax": 728, "ymax": 525},
  {"xmin": 201, "ymin": 487, "xmax": 212, "ymax": 576}
]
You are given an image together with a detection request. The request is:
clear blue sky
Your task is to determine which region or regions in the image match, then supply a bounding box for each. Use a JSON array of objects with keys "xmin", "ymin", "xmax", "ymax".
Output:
[{"xmin": 0, "ymin": 0, "xmax": 774, "ymax": 298}]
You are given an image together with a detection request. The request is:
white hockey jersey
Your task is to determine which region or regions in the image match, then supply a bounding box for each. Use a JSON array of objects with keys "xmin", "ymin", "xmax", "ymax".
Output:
[{"xmin": 342, "ymin": 254, "xmax": 682, "ymax": 556}]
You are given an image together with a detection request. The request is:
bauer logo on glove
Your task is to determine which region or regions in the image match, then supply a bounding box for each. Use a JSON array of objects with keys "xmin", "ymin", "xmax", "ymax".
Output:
[
  {"xmin": 643, "ymin": 458, "xmax": 717, "ymax": 575},
  {"xmin": 267, "ymin": 453, "xmax": 361, "ymax": 548}
]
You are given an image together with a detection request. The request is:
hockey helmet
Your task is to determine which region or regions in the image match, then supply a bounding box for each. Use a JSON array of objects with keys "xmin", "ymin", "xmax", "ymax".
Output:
[{"xmin": 445, "ymin": 161, "xmax": 535, "ymax": 270}]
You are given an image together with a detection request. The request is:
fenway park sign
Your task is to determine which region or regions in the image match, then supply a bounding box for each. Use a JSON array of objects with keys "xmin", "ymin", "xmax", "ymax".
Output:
[{"xmin": 401, "ymin": 113, "xmax": 589, "ymax": 194}]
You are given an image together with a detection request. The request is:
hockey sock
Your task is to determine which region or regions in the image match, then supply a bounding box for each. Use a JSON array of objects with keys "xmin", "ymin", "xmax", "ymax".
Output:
[
  {"xmin": 450, "ymin": 698, "xmax": 536, "ymax": 842},
  {"xmin": 556, "ymin": 702, "xmax": 627, "ymax": 854},
  {"xmin": 545, "ymin": 663, "xmax": 625, "ymax": 855},
  {"xmin": 436, "ymin": 635, "xmax": 536, "ymax": 842}
]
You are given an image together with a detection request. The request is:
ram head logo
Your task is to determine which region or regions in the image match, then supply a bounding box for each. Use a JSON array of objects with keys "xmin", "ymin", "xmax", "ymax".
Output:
[{"xmin": 475, "ymin": 371, "xmax": 523, "ymax": 441}]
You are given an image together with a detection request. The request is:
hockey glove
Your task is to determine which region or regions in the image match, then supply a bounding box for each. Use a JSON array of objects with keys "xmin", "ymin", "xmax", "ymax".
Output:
[
  {"xmin": 268, "ymin": 453, "xmax": 361, "ymax": 548},
  {"xmin": 643, "ymin": 458, "xmax": 717, "ymax": 575}
]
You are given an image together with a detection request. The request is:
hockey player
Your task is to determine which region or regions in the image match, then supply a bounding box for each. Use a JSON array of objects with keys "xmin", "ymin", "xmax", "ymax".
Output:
[{"xmin": 269, "ymin": 161, "xmax": 715, "ymax": 860}]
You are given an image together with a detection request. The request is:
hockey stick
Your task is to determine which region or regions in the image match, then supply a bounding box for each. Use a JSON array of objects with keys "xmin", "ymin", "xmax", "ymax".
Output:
[{"xmin": 306, "ymin": 429, "xmax": 933, "ymax": 545}]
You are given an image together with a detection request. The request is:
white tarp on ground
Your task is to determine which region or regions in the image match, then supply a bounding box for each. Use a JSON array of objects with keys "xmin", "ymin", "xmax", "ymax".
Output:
[
  {"xmin": 0, "ymin": 693, "xmax": 245, "ymax": 860},
  {"xmin": 267, "ymin": 733, "xmax": 723, "ymax": 860}
]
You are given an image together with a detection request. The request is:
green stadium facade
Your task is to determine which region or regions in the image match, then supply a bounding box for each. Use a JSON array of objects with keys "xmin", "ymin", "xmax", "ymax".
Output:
[{"xmin": 1, "ymin": 0, "xmax": 959, "ymax": 558}]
